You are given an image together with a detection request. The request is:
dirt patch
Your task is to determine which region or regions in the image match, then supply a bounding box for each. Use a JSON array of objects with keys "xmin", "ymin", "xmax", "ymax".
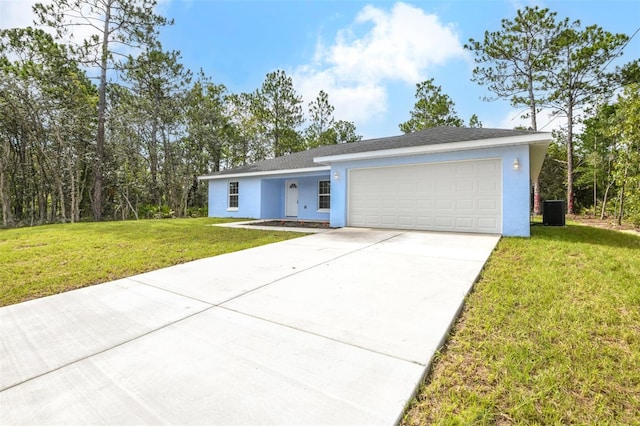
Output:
[
  {"xmin": 250, "ymin": 220, "xmax": 333, "ymax": 229},
  {"xmin": 571, "ymin": 215, "xmax": 639, "ymax": 234}
]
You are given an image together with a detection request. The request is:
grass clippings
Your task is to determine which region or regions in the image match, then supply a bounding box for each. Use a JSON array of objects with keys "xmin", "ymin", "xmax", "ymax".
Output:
[{"xmin": 402, "ymin": 223, "xmax": 640, "ymax": 425}]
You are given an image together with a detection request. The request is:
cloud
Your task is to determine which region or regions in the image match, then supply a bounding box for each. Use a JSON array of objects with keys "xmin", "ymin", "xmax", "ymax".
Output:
[
  {"xmin": 0, "ymin": 0, "xmax": 40, "ymax": 30},
  {"xmin": 0, "ymin": 0, "xmax": 101, "ymax": 47},
  {"xmin": 0, "ymin": 0, "xmax": 176, "ymax": 32},
  {"xmin": 0, "ymin": 0, "xmax": 175, "ymax": 73},
  {"xmin": 495, "ymin": 108, "xmax": 577, "ymax": 133},
  {"xmin": 292, "ymin": 2, "xmax": 465, "ymax": 125}
]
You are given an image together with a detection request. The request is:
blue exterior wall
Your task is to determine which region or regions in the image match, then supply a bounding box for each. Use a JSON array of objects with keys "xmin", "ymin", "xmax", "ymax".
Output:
[
  {"xmin": 501, "ymin": 145, "xmax": 530, "ymax": 236},
  {"xmin": 289, "ymin": 176, "xmax": 332, "ymax": 220},
  {"xmin": 260, "ymin": 179, "xmax": 282, "ymax": 218},
  {"xmin": 207, "ymin": 172, "xmax": 330, "ymax": 221},
  {"xmin": 328, "ymin": 145, "xmax": 531, "ymax": 237},
  {"xmin": 208, "ymin": 177, "xmax": 262, "ymax": 218},
  {"xmin": 207, "ymin": 145, "xmax": 532, "ymax": 236}
]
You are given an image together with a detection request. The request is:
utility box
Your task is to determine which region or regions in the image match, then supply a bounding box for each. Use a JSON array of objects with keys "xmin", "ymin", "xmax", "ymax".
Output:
[{"xmin": 543, "ymin": 200, "xmax": 566, "ymax": 226}]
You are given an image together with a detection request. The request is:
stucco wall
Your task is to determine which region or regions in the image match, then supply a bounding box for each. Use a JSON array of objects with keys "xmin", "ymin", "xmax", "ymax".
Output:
[
  {"xmin": 328, "ymin": 145, "xmax": 531, "ymax": 237},
  {"xmin": 260, "ymin": 179, "xmax": 282, "ymax": 218},
  {"xmin": 288, "ymin": 176, "xmax": 331, "ymax": 221},
  {"xmin": 501, "ymin": 145, "xmax": 530, "ymax": 236},
  {"xmin": 208, "ymin": 172, "xmax": 331, "ymax": 221},
  {"xmin": 208, "ymin": 177, "xmax": 261, "ymax": 219},
  {"xmin": 207, "ymin": 146, "xmax": 532, "ymax": 236}
]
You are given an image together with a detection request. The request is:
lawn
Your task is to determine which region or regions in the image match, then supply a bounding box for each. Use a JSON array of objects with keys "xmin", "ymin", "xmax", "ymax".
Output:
[
  {"xmin": 3, "ymin": 219, "xmax": 639, "ymax": 423},
  {"xmin": 402, "ymin": 223, "xmax": 640, "ymax": 425},
  {"xmin": 0, "ymin": 218, "xmax": 304, "ymax": 306}
]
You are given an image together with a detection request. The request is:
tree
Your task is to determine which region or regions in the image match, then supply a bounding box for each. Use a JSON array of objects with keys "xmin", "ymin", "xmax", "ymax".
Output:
[
  {"xmin": 615, "ymin": 59, "xmax": 640, "ymax": 86},
  {"xmin": 34, "ymin": 0, "xmax": 172, "ymax": 220},
  {"xmin": 183, "ymin": 71, "xmax": 230, "ymax": 210},
  {"xmin": 252, "ymin": 70, "xmax": 304, "ymax": 157},
  {"xmin": 399, "ymin": 78, "xmax": 463, "ymax": 133},
  {"xmin": 608, "ymin": 84, "xmax": 640, "ymax": 225},
  {"xmin": 226, "ymin": 92, "xmax": 269, "ymax": 166},
  {"xmin": 0, "ymin": 27, "xmax": 96, "ymax": 226},
  {"xmin": 185, "ymin": 71, "xmax": 229, "ymax": 172},
  {"xmin": 468, "ymin": 114, "xmax": 483, "ymax": 128},
  {"xmin": 465, "ymin": 6, "xmax": 565, "ymax": 214},
  {"xmin": 538, "ymin": 139, "xmax": 568, "ymax": 203},
  {"xmin": 305, "ymin": 90, "xmax": 335, "ymax": 148},
  {"xmin": 545, "ymin": 24, "xmax": 628, "ymax": 214},
  {"xmin": 333, "ymin": 120, "xmax": 362, "ymax": 144},
  {"xmin": 304, "ymin": 90, "xmax": 362, "ymax": 147},
  {"xmin": 120, "ymin": 47, "xmax": 191, "ymax": 208}
]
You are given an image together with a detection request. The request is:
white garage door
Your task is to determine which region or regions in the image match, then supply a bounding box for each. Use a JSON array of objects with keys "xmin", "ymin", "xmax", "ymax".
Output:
[{"xmin": 348, "ymin": 159, "xmax": 502, "ymax": 234}]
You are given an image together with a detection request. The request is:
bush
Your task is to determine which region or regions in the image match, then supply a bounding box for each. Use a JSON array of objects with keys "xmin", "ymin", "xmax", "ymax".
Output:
[
  {"xmin": 186, "ymin": 207, "xmax": 208, "ymax": 218},
  {"xmin": 138, "ymin": 204, "xmax": 175, "ymax": 219}
]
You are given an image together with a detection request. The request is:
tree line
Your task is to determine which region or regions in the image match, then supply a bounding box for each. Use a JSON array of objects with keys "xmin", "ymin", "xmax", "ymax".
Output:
[
  {"xmin": 1, "ymin": 2, "xmax": 638, "ymax": 228},
  {"xmin": 399, "ymin": 6, "xmax": 638, "ymax": 225},
  {"xmin": 0, "ymin": 0, "xmax": 361, "ymax": 227}
]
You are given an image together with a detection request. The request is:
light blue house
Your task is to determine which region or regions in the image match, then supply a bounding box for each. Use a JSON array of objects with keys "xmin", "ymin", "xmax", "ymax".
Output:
[{"xmin": 199, "ymin": 127, "xmax": 551, "ymax": 237}]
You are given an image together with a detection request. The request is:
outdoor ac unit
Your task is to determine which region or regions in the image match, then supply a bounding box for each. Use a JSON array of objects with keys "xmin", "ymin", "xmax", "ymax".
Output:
[{"xmin": 543, "ymin": 200, "xmax": 566, "ymax": 226}]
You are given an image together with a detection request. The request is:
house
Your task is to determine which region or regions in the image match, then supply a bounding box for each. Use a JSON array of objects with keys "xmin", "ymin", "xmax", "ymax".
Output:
[{"xmin": 198, "ymin": 126, "xmax": 552, "ymax": 237}]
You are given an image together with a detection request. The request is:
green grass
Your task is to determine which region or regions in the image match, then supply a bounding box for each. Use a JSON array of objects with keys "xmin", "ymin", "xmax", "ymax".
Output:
[
  {"xmin": 402, "ymin": 224, "xmax": 640, "ymax": 425},
  {"xmin": 3, "ymin": 219, "xmax": 639, "ymax": 422},
  {"xmin": 0, "ymin": 218, "xmax": 304, "ymax": 306}
]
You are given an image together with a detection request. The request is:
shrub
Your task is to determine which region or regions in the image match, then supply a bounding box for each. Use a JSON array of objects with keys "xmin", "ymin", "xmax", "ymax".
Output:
[{"xmin": 138, "ymin": 204, "xmax": 175, "ymax": 219}]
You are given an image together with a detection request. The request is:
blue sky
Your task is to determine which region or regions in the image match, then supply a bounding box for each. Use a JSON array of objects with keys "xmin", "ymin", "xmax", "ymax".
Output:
[{"xmin": 2, "ymin": 0, "xmax": 639, "ymax": 139}]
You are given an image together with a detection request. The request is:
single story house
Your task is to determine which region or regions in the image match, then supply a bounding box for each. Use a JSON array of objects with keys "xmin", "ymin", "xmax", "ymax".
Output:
[{"xmin": 198, "ymin": 126, "xmax": 552, "ymax": 237}]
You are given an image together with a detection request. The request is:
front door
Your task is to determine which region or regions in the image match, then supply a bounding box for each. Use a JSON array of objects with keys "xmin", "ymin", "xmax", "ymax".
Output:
[{"xmin": 285, "ymin": 181, "xmax": 298, "ymax": 217}]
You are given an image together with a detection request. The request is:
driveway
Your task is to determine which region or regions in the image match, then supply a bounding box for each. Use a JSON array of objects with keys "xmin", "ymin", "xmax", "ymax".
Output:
[{"xmin": 0, "ymin": 228, "xmax": 500, "ymax": 425}]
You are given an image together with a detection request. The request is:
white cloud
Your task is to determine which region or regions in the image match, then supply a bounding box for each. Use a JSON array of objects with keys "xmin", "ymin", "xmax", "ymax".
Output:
[
  {"xmin": 0, "ymin": 0, "xmax": 40, "ymax": 30},
  {"xmin": 0, "ymin": 0, "xmax": 176, "ymax": 32},
  {"xmin": 0, "ymin": 0, "xmax": 101, "ymax": 47},
  {"xmin": 0, "ymin": 0, "xmax": 175, "ymax": 76},
  {"xmin": 496, "ymin": 108, "xmax": 584, "ymax": 133},
  {"xmin": 292, "ymin": 2, "xmax": 465, "ymax": 126}
]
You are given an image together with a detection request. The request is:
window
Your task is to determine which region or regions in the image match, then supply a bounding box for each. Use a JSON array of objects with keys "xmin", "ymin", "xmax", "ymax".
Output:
[
  {"xmin": 318, "ymin": 180, "xmax": 330, "ymax": 210},
  {"xmin": 228, "ymin": 181, "xmax": 239, "ymax": 209}
]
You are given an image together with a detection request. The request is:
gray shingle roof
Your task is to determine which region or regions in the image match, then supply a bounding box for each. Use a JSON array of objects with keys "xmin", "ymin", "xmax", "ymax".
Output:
[{"xmin": 210, "ymin": 126, "xmax": 542, "ymax": 176}]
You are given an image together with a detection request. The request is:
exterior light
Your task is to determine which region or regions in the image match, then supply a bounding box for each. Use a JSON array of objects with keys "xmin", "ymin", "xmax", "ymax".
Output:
[
  {"xmin": 333, "ymin": 171, "xmax": 339, "ymax": 180},
  {"xmin": 513, "ymin": 158, "xmax": 520, "ymax": 171}
]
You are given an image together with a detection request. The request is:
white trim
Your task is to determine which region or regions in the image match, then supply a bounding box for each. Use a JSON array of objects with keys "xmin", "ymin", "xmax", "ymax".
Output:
[
  {"xmin": 314, "ymin": 133, "xmax": 552, "ymax": 165},
  {"xmin": 226, "ymin": 208, "xmax": 239, "ymax": 212},
  {"xmin": 317, "ymin": 179, "xmax": 331, "ymax": 211},
  {"xmin": 198, "ymin": 166, "xmax": 330, "ymax": 181},
  {"xmin": 228, "ymin": 181, "xmax": 239, "ymax": 209}
]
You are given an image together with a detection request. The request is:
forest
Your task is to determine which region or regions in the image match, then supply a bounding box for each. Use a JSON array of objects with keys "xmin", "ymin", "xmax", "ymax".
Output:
[{"xmin": 1, "ymin": 1, "xmax": 638, "ymax": 228}]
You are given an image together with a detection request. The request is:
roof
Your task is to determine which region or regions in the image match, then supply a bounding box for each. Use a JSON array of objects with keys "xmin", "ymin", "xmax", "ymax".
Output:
[{"xmin": 199, "ymin": 126, "xmax": 548, "ymax": 179}]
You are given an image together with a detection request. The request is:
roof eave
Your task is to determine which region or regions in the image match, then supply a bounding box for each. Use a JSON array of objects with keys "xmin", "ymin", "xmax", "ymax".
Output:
[
  {"xmin": 198, "ymin": 165, "xmax": 331, "ymax": 181},
  {"xmin": 313, "ymin": 133, "xmax": 553, "ymax": 165}
]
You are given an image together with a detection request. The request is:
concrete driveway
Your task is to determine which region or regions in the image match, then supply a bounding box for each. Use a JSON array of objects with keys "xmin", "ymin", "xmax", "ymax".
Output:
[{"xmin": 0, "ymin": 228, "xmax": 499, "ymax": 425}]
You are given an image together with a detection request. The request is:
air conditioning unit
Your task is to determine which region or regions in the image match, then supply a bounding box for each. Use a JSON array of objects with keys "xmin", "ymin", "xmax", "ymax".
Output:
[{"xmin": 543, "ymin": 200, "xmax": 566, "ymax": 226}]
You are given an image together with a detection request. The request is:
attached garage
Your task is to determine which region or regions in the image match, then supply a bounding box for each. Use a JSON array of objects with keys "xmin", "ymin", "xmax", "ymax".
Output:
[
  {"xmin": 348, "ymin": 159, "xmax": 502, "ymax": 234},
  {"xmin": 201, "ymin": 127, "xmax": 552, "ymax": 237}
]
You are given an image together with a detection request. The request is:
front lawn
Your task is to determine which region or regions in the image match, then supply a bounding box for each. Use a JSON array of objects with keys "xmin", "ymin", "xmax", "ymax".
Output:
[
  {"xmin": 0, "ymin": 218, "xmax": 303, "ymax": 306},
  {"xmin": 403, "ymin": 224, "xmax": 640, "ymax": 424}
]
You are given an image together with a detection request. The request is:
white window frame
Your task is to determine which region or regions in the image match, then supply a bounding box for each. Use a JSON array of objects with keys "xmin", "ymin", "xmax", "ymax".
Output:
[
  {"xmin": 317, "ymin": 180, "xmax": 330, "ymax": 212},
  {"xmin": 227, "ymin": 181, "xmax": 239, "ymax": 211}
]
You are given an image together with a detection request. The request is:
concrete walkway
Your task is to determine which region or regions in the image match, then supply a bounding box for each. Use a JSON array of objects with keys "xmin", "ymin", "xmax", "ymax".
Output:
[{"xmin": 0, "ymin": 228, "xmax": 500, "ymax": 425}]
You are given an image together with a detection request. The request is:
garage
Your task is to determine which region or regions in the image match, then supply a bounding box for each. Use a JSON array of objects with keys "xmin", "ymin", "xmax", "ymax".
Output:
[
  {"xmin": 348, "ymin": 159, "xmax": 502, "ymax": 234},
  {"xmin": 203, "ymin": 126, "xmax": 552, "ymax": 237}
]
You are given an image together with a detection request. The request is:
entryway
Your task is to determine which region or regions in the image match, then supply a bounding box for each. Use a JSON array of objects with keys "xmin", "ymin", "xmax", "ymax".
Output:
[{"xmin": 285, "ymin": 180, "xmax": 298, "ymax": 217}]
